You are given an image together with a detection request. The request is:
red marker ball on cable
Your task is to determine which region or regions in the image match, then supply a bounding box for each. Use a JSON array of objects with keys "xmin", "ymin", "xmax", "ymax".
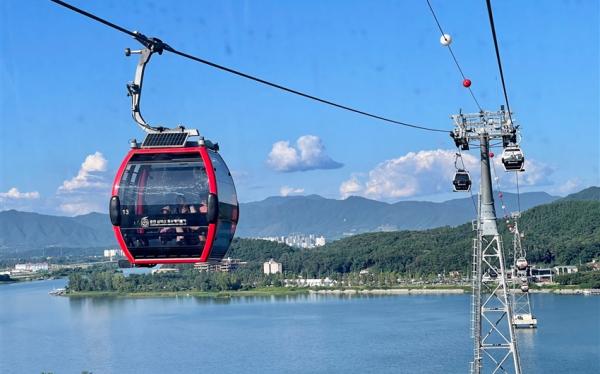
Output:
[
  {"xmin": 463, "ymin": 79, "xmax": 472, "ymax": 88},
  {"xmin": 489, "ymin": 152, "xmax": 494, "ymax": 158}
]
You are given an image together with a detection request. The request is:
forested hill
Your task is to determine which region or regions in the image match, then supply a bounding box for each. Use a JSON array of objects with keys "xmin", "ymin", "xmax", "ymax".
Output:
[
  {"xmin": 228, "ymin": 199, "xmax": 600, "ymax": 276},
  {"xmin": 0, "ymin": 211, "xmax": 113, "ymax": 250},
  {"xmin": 561, "ymin": 186, "xmax": 600, "ymax": 201}
]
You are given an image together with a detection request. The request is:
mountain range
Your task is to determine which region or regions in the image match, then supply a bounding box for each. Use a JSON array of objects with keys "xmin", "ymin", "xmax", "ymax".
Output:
[
  {"xmin": 236, "ymin": 191, "xmax": 560, "ymax": 238},
  {"xmin": 1, "ymin": 187, "xmax": 598, "ymax": 253}
]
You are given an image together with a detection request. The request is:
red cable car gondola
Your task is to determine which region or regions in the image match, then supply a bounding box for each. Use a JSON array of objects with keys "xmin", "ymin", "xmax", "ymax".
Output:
[
  {"xmin": 110, "ymin": 139, "xmax": 239, "ymax": 265},
  {"xmin": 109, "ymin": 34, "xmax": 238, "ymax": 265}
]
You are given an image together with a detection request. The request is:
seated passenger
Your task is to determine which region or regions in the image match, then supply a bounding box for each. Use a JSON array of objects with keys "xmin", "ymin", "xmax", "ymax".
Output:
[
  {"xmin": 198, "ymin": 198, "xmax": 208, "ymax": 214},
  {"xmin": 159, "ymin": 205, "xmax": 175, "ymax": 244}
]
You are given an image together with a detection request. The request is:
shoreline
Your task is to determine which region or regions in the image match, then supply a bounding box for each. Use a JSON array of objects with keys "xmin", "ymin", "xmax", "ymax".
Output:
[
  {"xmin": 61, "ymin": 285, "xmax": 600, "ymax": 298},
  {"xmin": 64, "ymin": 288, "xmax": 311, "ymax": 298},
  {"xmin": 309, "ymin": 288, "xmax": 467, "ymax": 295}
]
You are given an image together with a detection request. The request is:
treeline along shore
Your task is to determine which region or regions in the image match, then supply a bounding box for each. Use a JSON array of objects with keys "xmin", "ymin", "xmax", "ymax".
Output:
[{"xmin": 64, "ymin": 262, "xmax": 599, "ymax": 298}]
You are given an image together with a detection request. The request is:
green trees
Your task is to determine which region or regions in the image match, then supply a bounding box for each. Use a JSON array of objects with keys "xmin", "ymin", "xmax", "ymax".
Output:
[
  {"xmin": 66, "ymin": 266, "xmax": 280, "ymax": 294},
  {"xmin": 225, "ymin": 200, "xmax": 600, "ymax": 278},
  {"xmin": 555, "ymin": 272, "xmax": 600, "ymax": 288}
]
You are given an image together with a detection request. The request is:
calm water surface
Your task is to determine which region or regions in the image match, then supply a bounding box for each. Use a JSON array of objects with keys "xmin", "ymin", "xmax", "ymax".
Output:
[{"xmin": 0, "ymin": 279, "xmax": 598, "ymax": 373}]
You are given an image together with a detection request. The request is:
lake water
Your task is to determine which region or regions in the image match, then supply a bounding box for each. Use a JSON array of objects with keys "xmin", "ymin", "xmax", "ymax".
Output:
[{"xmin": 0, "ymin": 279, "xmax": 598, "ymax": 374}]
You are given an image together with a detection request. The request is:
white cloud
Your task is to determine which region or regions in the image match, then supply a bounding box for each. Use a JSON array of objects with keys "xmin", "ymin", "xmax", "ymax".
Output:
[
  {"xmin": 340, "ymin": 149, "xmax": 477, "ymax": 200},
  {"xmin": 553, "ymin": 178, "xmax": 583, "ymax": 195},
  {"xmin": 59, "ymin": 152, "xmax": 108, "ymax": 192},
  {"xmin": 0, "ymin": 187, "xmax": 40, "ymax": 200},
  {"xmin": 491, "ymin": 157, "xmax": 554, "ymax": 188},
  {"xmin": 339, "ymin": 175, "xmax": 364, "ymax": 197},
  {"xmin": 53, "ymin": 152, "xmax": 110, "ymax": 216},
  {"xmin": 340, "ymin": 149, "xmax": 556, "ymax": 201},
  {"xmin": 280, "ymin": 186, "xmax": 305, "ymax": 197},
  {"xmin": 267, "ymin": 135, "xmax": 343, "ymax": 172}
]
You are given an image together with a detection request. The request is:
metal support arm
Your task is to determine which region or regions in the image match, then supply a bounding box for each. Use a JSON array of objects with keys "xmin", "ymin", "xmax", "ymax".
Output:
[{"xmin": 125, "ymin": 32, "xmax": 169, "ymax": 133}]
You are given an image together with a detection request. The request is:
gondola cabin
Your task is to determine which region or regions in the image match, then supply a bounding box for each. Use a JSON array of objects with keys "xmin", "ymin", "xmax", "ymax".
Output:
[
  {"xmin": 109, "ymin": 133, "xmax": 239, "ymax": 265},
  {"xmin": 501, "ymin": 145, "xmax": 525, "ymax": 172},
  {"xmin": 516, "ymin": 257, "xmax": 528, "ymax": 270},
  {"xmin": 453, "ymin": 169, "xmax": 472, "ymax": 192}
]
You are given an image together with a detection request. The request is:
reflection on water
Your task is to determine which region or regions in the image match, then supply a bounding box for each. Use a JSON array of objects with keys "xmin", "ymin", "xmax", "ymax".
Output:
[
  {"xmin": 516, "ymin": 328, "xmax": 537, "ymax": 348},
  {"xmin": 1, "ymin": 280, "xmax": 599, "ymax": 374}
]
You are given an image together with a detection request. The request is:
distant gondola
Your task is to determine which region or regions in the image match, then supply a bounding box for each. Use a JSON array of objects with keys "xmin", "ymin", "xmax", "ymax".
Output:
[
  {"xmin": 453, "ymin": 169, "xmax": 472, "ymax": 192},
  {"xmin": 501, "ymin": 145, "xmax": 525, "ymax": 172}
]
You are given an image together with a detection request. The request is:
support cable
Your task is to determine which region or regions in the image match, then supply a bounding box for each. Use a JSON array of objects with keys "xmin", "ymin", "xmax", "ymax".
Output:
[
  {"xmin": 425, "ymin": 0, "xmax": 483, "ymax": 112},
  {"xmin": 50, "ymin": 0, "xmax": 449, "ymax": 134},
  {"xmin": 485, "ymin": 0, "xmax": 513, "ymax": 125},
  {"xmin": 515, "ymin": 172, "xmax": 521, "ymax": 213}
]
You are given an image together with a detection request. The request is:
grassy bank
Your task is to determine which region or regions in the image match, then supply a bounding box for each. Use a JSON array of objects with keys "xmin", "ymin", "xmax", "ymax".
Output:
[{"xmin": 65, "ymin": 287, "xmax": 311, "ymax": 298}]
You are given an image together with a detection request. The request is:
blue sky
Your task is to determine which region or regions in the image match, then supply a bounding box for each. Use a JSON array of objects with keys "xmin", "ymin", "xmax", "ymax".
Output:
[{"xmin": 1, "ymin": 0, "xmax": 598, "ymax": 215}]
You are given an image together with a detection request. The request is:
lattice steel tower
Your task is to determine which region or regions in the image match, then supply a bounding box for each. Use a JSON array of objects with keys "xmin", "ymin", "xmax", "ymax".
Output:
[{"xmin": 451, "ymin": 108, "xmax": 522, "ymax": 374}]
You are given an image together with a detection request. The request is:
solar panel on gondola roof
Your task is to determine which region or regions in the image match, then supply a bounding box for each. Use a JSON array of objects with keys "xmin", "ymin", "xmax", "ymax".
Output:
[{"xmin": 142, "ymin": 132, "xmax": 188, "ymax": 148}]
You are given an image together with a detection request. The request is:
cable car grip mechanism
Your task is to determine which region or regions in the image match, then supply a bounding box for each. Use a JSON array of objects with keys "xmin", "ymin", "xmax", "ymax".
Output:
[{"xmin": 125, "ymin": 32, "xmax": 197, "ymax": 136}]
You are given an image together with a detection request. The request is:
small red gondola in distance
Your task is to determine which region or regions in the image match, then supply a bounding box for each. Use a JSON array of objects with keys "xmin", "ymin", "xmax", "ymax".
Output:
[{"xmin": 110, "ymin": 138, "xmax": 239, "ymax": 265}]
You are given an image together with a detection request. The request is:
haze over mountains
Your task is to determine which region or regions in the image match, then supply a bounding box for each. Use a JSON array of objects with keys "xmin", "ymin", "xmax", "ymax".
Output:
[{"xmin": 0, "ymin": 187, "xmax": 598, "ymax": 253}]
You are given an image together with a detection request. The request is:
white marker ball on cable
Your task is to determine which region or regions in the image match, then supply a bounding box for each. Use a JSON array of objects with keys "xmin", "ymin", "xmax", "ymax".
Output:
[{"xmin": 440, "ymin": 34, "xmax": 452, "ymax": 46}]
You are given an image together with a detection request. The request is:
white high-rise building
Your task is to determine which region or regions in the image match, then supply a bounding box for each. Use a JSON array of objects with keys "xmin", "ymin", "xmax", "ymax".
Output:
[{"xmin": 315, "ymin": 236, "xmax": 326, "ymax": 247}]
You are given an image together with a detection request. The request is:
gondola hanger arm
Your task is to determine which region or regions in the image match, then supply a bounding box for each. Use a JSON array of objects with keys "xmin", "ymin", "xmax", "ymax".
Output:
[{"xmin": 126, "ymin": 32, "xmax": 192, "ymax": 134}]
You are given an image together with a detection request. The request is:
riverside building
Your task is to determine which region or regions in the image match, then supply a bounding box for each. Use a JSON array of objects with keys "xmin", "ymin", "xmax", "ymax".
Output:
[{"xmin": 263, "ymin": 259, "xmax": 282, "ymax": 274}]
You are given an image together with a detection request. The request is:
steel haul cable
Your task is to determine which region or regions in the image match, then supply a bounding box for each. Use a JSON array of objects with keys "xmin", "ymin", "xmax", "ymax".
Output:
[
  {"xmin": 486, "ymin": 0, "xmax": 524, "ymax": 217},
  {"xmin": 485, "ymin": 0, "xmax": 513, "ymax": 124},
  {"xmin": 50, "ymin": 0, "xmax": 449, "ymax": 134}
]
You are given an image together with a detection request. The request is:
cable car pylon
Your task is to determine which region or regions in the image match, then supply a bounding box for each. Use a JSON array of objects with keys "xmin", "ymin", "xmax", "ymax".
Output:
[
  {"xmin": 451, "ymin": 107, "xmax": 522, "ymax": 374},
  {"xmin": 509, "ymin": 215, "xmax": 537, "ymax": 329}
]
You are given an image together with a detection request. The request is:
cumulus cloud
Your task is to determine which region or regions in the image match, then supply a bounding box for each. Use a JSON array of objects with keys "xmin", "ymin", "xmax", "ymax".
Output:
[
  {"xmin": 59, "ymin": 152, "xmax": 108, "ymax": 192},
  {"xmin": 0, "ymin": 187, "xmax": 40, "ymax": 200},
  {"xmin": 339, "ymin": 175, "xmax": 364, "ymax": 197},
  {"xmin": 54, "ymin": 152, "xmax": 110, "ymax": 215},
  {"xmin": 339, "ymin": 149, "xmax": 478, "ymax": 200},
  {"xmin": 267, "ymin": 135, "xmax": 343, "ymax": 172},
  {"xmin": 280, "ymin": 186, "xmax": 305, "ymax": 197},
  {"xmin": 491, "ymin": 157, "xmax": 553, "ymax": 188},
  {"xmin": 340, "ymin": 149, "xmax": 556, "ymax": 201}
]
